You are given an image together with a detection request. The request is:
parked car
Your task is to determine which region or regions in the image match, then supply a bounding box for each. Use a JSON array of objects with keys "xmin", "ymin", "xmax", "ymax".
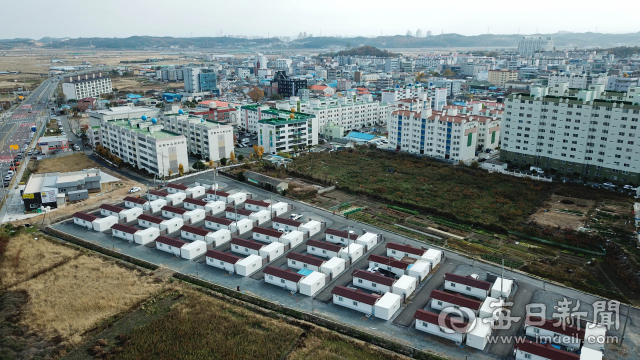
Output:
[
  {"xmin": 27, "ymin": 151, "xmax": 33, "ymax": 155},
  {"xmin": 623, "ymin": 185, "xmax": 636, "ymax": 190},
  {"xmin": 289, "ymin": 214, "xmax": 302, "ymax": 220},
  {"xmin": 61, "ymin": 132, "xmax": 66, "ymax": 135},
  {"xmin": 128, "ymin": 187, "xmax": 141, "ymax": 193},
  {"xmin": 602, "ymin": 182, "xmax": 615, "ymax": 188},
  {"xmin": 4, "ymin": 175, "xmax": 11, "ymax": 181},
  {"xmin": 7, "ymin": 170, "xmax": 14, "ymax": 176}
]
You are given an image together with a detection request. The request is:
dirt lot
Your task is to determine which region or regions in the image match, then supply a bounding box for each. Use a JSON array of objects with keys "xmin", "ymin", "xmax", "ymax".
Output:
[
  {"xmin": 111, "ymin": 76, "xmax": 183, "ymax": 92},
  {"xmin": 529, "ymin": 195, "xmax": 595, "ymax": 230}
]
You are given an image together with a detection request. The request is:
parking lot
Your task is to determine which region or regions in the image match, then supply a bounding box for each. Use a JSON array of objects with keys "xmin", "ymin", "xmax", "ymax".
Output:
[{"xmin": 51, "ymin": 174, "xmax": 640, "ymax": 360}]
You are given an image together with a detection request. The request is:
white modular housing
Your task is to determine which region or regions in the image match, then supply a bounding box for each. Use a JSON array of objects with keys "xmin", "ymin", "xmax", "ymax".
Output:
[
  {"xmin": 180, "ymin": 240, "xmax": 207, "ymax": 260},
  {"xmin": 92, "ymin": 215, "xmax": 119, "ymax": 231},
  {"xmin": 235, "ymin": 254, "xmax": 263, "ymax": 276},
  {"xmin": 299, "ymin": 271, "xmax": 326, "ymax": 297}
]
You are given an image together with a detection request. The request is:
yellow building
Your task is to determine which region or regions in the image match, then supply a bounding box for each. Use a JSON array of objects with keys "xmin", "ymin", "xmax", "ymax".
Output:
[{"xmin": 488, "ymin": 70, "xmax": 518, "ymax": 87}]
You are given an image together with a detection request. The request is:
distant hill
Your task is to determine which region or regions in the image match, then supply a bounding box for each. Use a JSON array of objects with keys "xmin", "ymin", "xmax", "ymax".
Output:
[
  {"xmin": 319, "ymin": 46, "xmax": 399, "ymax": 57},
  {"xmin": 604, "ymin": 46, "xmax": 640, "ymax": 57},
  {"xmin": 40, "ymin": 36, "xmax": 284, "ymax": 50}
]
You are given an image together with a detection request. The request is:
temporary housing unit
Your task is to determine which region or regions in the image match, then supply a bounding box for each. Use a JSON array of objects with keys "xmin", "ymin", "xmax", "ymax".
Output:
[
  {"xmin": 524, "ymin": 316, "xmax": 586, "ymax": 351},
  {"xmin": 235, "ymin": 254, "xmax": 262, "ymax": 276},
  {"xmin": 331, "ymin": 286, "xmax": 380, "ymax": 315},
  {"xmin": 180, "ymin": 225, "xmax": 211, "ymax": 242},
  {"xmin": 320, "ymin": 257, "xmax": 346, "ymax": 279},
  {"xmin": 149, "ymin": 190, "xmax": 186, "ymax": 206},
  {"xmin": 271, "ymin": 217, "xmax": 302, "ymax": 232},
  {"xmin": 137, "ymin": 214, "xmax": 165, "ymax": 228},
  {"xmin": 422, "ymin": 248, "xmax": 443, "ymax": 267},
  {"xmin": 407, "ymin": 260, "xmax": 431, "ymax": 282},
  {"xmin": 148, "ymin": 198, "xmax": 167, "ymax": 213},
  {"xmin": 244, "ymin": 199, "xmax": 271, "ymax": 212},
  {"xmin": 368, "ymin": 254, "xmax": 409, "ymax": 278},
  {"xmin": 300, "ymin": 220, "xmax": 322, "ymax": 237},
  {"xmin": 185, "ymin": 185, "xmax": 206, "ymax": 199},
  {"xmin": 161, "ymin": 205, "xmax": 188, "ymax": 219},
  {"xmin": 183, "ymin": 208, "xmax": 206, "ymax": 224},
  {"xmin": 205, "ymin": 250, "xmax": 241, "ymax": 273},
  {"xmin": 225, "ymin": 207, "xmax": 253, "ymax": 220},
  {"xmin": 259, "ymin": 241, "xmax": 285, "ymax": 261},
  {"xmin": 584, "ymin": 323, "xmax": 607, "ymax": 352},
  {"xmin": 352, "ymin": 269, "xmax": 395, "ymax": 294},
  {"xmin": 357, "ymin": 232, "xmax": 378, "ymax": 251},
  {"xmin": 212, "ymin": 190, "xmax": 247, "ymax": 205},
  {"xmin": 307, "ymin": 239, "xmax": 343, "ymax": 259},
  {"xmin": 490, "ymin": 277, "xmax": 514, "ymax": 299},
  {"xmin": 205, "ymin": 189, "xmax": 224, "ymax": 201},
  {"xmin": 514, "ymin": 340, "xmax": 580, "ymax": 360},
  {"xmin": 466, "ymin": 319, "xmax": 492, "ymax": 350},
  {"xmin": 205, "ymin": 229, "xmax": 232, "ymax": 247},
  {"xmin": 231, "ymin": 238, "xmax": 264, "ymax": 257},
  {"xmin": 124, "ymin": 196, "xmax": 149, "ymax": 210},
  {"xmin": 338, "ymin": 243, "xmax": 364, "ymax": 262},
  {"xmin": 413, "ymin": 310, "xmax": 470, "ymax": 345},
  {"xmin": 100, "ymin": 204, "xmax": 143, "ymax": 223},
  {"xmin": 479, "ymin": 297, "xmax": 504, "ymax": 319},
  {"xmin": 386, "ymin": 242, "xmax": 427, "ymax": 261},
  {"xmin": 180, "ymin": 240, "xmax": 207, "ymax": 260},
  {"xmin": 205, "ymin": 200, "xmax": 226, "ymax": 215},
  {"xmin": 156, "ymin": 236, "xmax": 187, "ymax": 256},
  {"xmin": 133, "ymin": 226, "xmax": 160, "ymax": 245},
  {"xmin": 183, "ymin": 198, "xmax": 210, "ymax": 212},
  {"xmin": 280, "ymin": 230, "xmax": 304, "ymax": 248},
  {"xmin": 111, "ymin": 224, "xmax": 138, "ymax": 242},
  {"xmin": 264, "ymin": 266, "xmax": 304, "ymax": 292},
  {"xmin": 270, "ymin": 202, "xmax": 288, "ymax": 216},
  {"xmin": 287, "ymin": 252, "xmax": 325, "ymax": 272},
  {"xmin": 430, "ymin": 290, "xmax": 483, "ymax": 315},
  {"xmin": 138, "ymin": 214, "xmax": 184, "ymax": 234},
  {"xmin": 325, "ymin": 228, "xmax": 359, "ymax": 246},
  {"xmin": 249, "ymin": 209, "xmax": 270, "ymax": 225},
  {"xmin": 443, "ymin": 273, "xmax": 492, "ymax": 300},
  {"xmin": 230, "ymin": 218, "xmax": 254, "ymax": 234},
  {"xmin": 194, "ymin": 181, "xmax": 218, "ymax": 190},
  {"xmin": 166, "ymin": 183, "xmax": 188, "ymax": 194},
  {"xmin": 299, "ymin": 271, "xmax": 326, "ymax": 297},
  {"xmin": 73, "ymin": 212, "xmax": 98, "ymax": 229},
  {"xmin": 92, "ymin": 215, "xmax": 119, "ymax": 231},
  {"xmin": 148, "ymin": 190, "xmax": 169, "ymax": 202},
  {"xmin": 391, "ymin": 275, "xmax": 417, "ymax": 299},
  {"xmin": 373, "ymin": 292, "xmax": 402, "ymax": 320},
  {"xmin": 204, "ymin": 215, "xmax": 234, "ymax": 231},
  {"xmin": 252, "ymin": 227, "xmax": 284, "ymax": 244}
]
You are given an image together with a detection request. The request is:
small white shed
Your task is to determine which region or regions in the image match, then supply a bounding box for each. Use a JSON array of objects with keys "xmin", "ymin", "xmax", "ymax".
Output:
[
  {"xmin": 160, "ymin": 217, "xmax": 184, "ymax": 234},
  {"xmin": 466, "ymin": 319, "xmax": 492, "ymax": 350},
  {"xmin": 231, "ymin": 218, "xmax": 254, "ymax": 234},
  {"xmin": 249, "ymin": 209, "xmax": 271, "ymax": 225},
  {"xmin": 479, "ymin": 297, "xmax": 504, "ymax": 319},
  {"xmin": 148, "ymin": 199, "xmax": 167, "ymax": 213},
  {"xmin": 184, "ymin": 208, "xmax": 206, "ymax": 224},
  {"xmin": 391, "ymin": 275, "xmax": 417, "ymax": 299},
  {"xmin": 490, "ymin": 277, "xmax": 514, "ymax": 299},
  {"xmin": 185, "ymin": 185, "xmax": 206, "ymax": 199},
  {"xmin": 259, "ymin": 242, "xmax": 285, "ymax": 261},
  {"xmin": 357, "ymin": 232, "xmax": 378, "ymax": 251},
  {"xmin": 235, "ymin": 254, "xmax": 262, "ymax": 276},
  {"xmin": 373, "ymin": 292, "xmax": 402, "ymax": 320},
  {"xmin": 227, "ymin": 192, "xmax": 247, "ymax": 205},
  {"xmin": 422, "ymin": 248, "xmax": 443, "ymax": 267},
  {"xmin": 93, "ymin": 216, "xmax": 119, "ymax": 231},
  {"xmin": 280, "ymin": 230, "xmax": 304, "ymax": 248},
  {"xmin": 134, "ymin": 227, "xmax": 160, "ymax": 245},
  {"xmin": 299, "ymin": 271, "xmax": 326, "ymax": 297},
  {"xmin": 205, "ymin": 250, "xmax": 241, "ymax": 273},
  {"xmin": 320, "ymin": 257, "xmax": 346, "ymax": 279},
  {"xmin": 338, "ymin": 243, "xmax": 364, "ymax": 262},
  {"xmin": 407, "ymin": 260, "xmax": 431, "ymax": 282},
  {"xmin": 205, "ymin": 229, "xmax": 232, "ymax": 247},
  {"xmin": 166, "ymin": 192, "xmax": 186, "ymax": 206},
  {"xmin": 156, "ymin": 236, "xmax": 186, "ymax": 256},
  {"xmin": 270, "ymin": 202, "xmax": 289, "ymax": 216},
  {"xmin": 120, "ymin": 207, "xmax": 143, "ymax": 222},
  {"xmin": 205, "ymin": 200, "xmax": 226, "ymax": 215},
  {"xmin": 299, "ymin": 220, "xmax": 322, "ymax": 237},
  {"xmin": 180, "ymin": 240, "xmax": 207, "ymax": 260}
]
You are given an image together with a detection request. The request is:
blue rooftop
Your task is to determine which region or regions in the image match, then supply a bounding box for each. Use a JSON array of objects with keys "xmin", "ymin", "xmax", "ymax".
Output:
[
  {"xmin": 297, "ymin": 268, "xmax": 313, "ymax": 276},
  {"xmin": 344, "ymin": 131, "xmax": 376, "ymax": 142},
  {"xmin": 126, "ymin": 93, "xmax": 142, "ymax": 99}
]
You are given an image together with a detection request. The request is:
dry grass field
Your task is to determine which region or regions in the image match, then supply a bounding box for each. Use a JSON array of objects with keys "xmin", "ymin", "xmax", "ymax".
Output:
[{"xmin": 33, "ymin": 152, "xmax": 103, "ymax": 173}]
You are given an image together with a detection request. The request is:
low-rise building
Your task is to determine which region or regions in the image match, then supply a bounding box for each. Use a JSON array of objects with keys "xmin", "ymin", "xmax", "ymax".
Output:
[
  {"xmin": 443, "ymin": 273, "xmax": 492, "ymax": 300},
  {"xmin": 22, "ymin": 169, "xmax": 102, "ymax": 211}
]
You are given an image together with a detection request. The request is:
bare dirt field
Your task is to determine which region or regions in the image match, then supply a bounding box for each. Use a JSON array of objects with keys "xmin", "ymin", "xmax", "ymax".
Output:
[
  {"xmin": 111, "ymin": 76, "xmax": 183, "ymax": 92},
  {"xmin": 529, "ymin": 195, "xmax": 594, "ymax": 230}
]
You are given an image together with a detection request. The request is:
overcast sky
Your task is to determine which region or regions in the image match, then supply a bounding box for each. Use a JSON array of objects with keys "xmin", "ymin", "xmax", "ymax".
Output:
[{"xmin": 2, "ymin": 0, "xmax": 637, "ymax": 39}]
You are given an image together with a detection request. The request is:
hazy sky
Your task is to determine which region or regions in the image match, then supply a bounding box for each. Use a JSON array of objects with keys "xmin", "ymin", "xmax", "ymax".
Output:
[{"xmin": 2, "ymin": 0, "xmax": 638, "ymax": 39}]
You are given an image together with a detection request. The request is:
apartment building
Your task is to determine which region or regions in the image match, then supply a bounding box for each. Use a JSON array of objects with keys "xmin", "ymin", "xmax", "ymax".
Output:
[
  {"xmin": 62, "ymin": 72, "xmax": 112, "ymax": 100},
  {"xmin": 382, "ymin": 85, "xmax": 447, "ymax": 111},
  {"xmin": 548, "ymin": 72, "xmax": 608, "ymax": 89},
  {"xmin": 387, "ymin": 103, "xmax": 480, "ymax": 162},
  {"xmin": 500, "ymin": 83, "xmax": 640, "ymax": 184},
  {"xmin": 183, "ymin": 67, "xmax": 217, "ymax": 94},
  {"xmin": 256, "ymin": 109, "xmax": 318, "ymax": 154},
  {"xmin": 89, "ymin": 106, "xmax": 161, "ymax": 148},
  {"xmin": 517, "ymin": 36, "xmax": 554, "ymax": 57},
  {"xmin": 272, "ymin": 71, "xmax": 307, "ymax": 98},
  {"xmin": 160, "ymin": 108, "xmax": 234, "ymax": 162},
  {"xmin": 488, "ymin": 70, "xmax": 518, "ymax": 87},
  {"xmin": 100, "ymin": 118, "xmax": 188, "ymax": 177}
]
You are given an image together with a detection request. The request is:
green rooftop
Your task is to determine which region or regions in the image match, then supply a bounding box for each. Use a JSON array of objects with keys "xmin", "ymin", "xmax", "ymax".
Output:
[{"xmin": 108, "ymin": 119, "xmax": 183, "ymax": 140}]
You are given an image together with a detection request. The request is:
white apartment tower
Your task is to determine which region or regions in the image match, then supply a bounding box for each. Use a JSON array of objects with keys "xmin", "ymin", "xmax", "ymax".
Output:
[
  {"xmin": 62, "ymin": 72, "xmax": 112, "ymax": 100},
  {"xmin": 517, "ymin": 37, "xmax": 554, "ymax": 57}
]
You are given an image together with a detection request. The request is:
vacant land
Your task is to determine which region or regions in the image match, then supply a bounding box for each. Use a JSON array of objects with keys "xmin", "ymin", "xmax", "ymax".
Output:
[
  {"xmin": 34, "ymin": 152, "xmax": 100, "ymax": 173},
  {"xmin": 111, "ymin": 76, "xmax": 183, "ymax": 93},
  {"xmin": 530, "ymin": 195, "xmax": 595, "ymax": 230}
]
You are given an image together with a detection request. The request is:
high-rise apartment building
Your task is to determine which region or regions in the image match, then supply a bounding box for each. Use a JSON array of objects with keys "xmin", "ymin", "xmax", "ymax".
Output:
[
  {"xmin": 488, "ymin": 70, "xmax": 518, "ymax": 87},
  {"xmin": 517, "ymin": 37, "xmax": 554, "ymax": 57},
  {"xmin": 271, "ymin": 71, "xmax": 307, "ymax": 98},
  {"xmin": 62, "ymin": 72, "xmax": 112, "ymax": 100},
  {"xmin": 257, "ymin": 110, "xmax": 319, "ymax": 154},
  {"xmin": 183, "ymin": 68, "xmax": 217, "ymax": 93}
]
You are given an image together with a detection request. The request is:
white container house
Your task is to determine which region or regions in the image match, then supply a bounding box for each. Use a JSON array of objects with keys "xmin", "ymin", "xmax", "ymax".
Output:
[
  {"xmin": 167, "ymin": 192, "xmax": 187, "ymax": 206},
  {"xmin": 299, "ymin": 220, "xmax": 322, "ymax": 237},
  {"xmin": 156, "ymin": 236, "xmax": 187, "ymax": 256},
  {"xmin": 249, "ymin": 209, "xmax": 271, "ymax": 225},
  {"xmin": 111, "ymin": 223, "xmax": 137, "ymax": 242},
  {"xmin": 307, "ymin": 239, "xmax": 343, "ymax": 259},
  {"xmin": 231, "ymin": 218, "xmax": 254, "ymax": 234},
  {"xmin": 443, "ymin": 273, "xmax": 492, "ymax": 300},
  {"xmin": 430, "ymin": 290, "xmax": 483, "ymax": 315},
  {"xmin": 205, "ymin": 229, "xmax": 232, "ymax": 247},
  {"xmin": 331, "ymin": 286, "xmax": 380, "ymax": 315},
  {"xmin": 386, "ymin": 242, "xmax": 427, "ymax": 260},
  {"xmin": 252, "ymin": 227, "xmax": 284, "ymax": 244},
  {"xmin": 181, "ymin": 240, "xmax": 207, "ymax": 260},
  {"xmin": 100, "ymin": 203, "xmax": 125, "ymax": 219},
  {"xmin": 92, "ymin": 215, "xmax": 119, "ymax": 231},
  {"xmin": 205, "ymin": 189, "xmax": 225, "ymax": 201},
  {"xmin": 299, "ymin": 271, "xmax": 326, "ymax": 297},
  {"xmin": 414, "ymin": 309, "xmax": 470, "ymax": 345},
  {"xmin": 123, "ymin": 196, "xmax": 149, "ymax": 210},
  {"xmin": 271, "ymin": 217, "xmax": 302, "ymax": 232},
  {"xmin": 524, "ymin": 316, "xmax": 585, "ymax": 351},
  {"xmin": 287, "ymin": 252, "xmax": 325, "ymax": 272},
  {"xmin": 147, "ymin": 190, "xmax": 170, "ymax": 202},
  {"xmin": 73, "ymin": 212, "xmax": 98, "ymax": 229},
  {"xmin": 270, "ymin": 202, "xmax": 288, "ymax": 216},
  {"xmin": 319, "ymin": 257, "xmax": 346, "ymax": 279},
  {"xmin": 325, "ymin": 228, "xmax": 359, "ymax": 246},
  {"xmin": 161, "ymin": 205, "xmax": 187, "ymax": 219},
  {"xmin": 133, "ymin": 227, "xmax": 160, "ymax": 245},
  {"xmin": 231, "ymin": 237, "xmax": 264, "ymax": 257},
  {"xmin": 204, "ymin": 216, "xmax": 233, "ymax": 231},
  {"xmin": 119, "ymin": 207, "xmax": 143, "ymax": 222},
  {"xmin": 356, "ymin": 232, "xmax": 378, "ymax": 251},
  {"xmin": 244, "ymin": 198, "xmax": 271, "ymax": 212},
  {"xmin": 205, "ymin": 200, "xmax": 226, "ymax": 215},
  {"xmin": 137, "ymin": 214, "xmax": 165, "ymax": 229},
  {"xmin": 351, "ymin": 269, "xmax": 394, "ymax": 293},
  {"xmin": 205, "ymin": 250, "xmax": 241, "ymax": 273},
  {"xmin": 338, "ymin": 243, "xmax": 364, "ymax": 262},
  {"xmin": 148, "ymin": 199, "xmax": 167, "ymax": 213},
  {"xmin": 225, "ymin": 207, "xmax": 253, "ymax": 220},
  {"xmin": 584, "ymin": 323, "xmax": 607, "ymax": 352},
  {"xmin": 263, "ymin": 266, "xmax": 304, "ymax": 292},
  {"xmin": 368, "ymin": 254, "xmax": 409, "ymax": 278},
  {"xmin": 235, "ymin": 254, "xmax": 263, "ymax": 276},
  {"xmin": 407, "ymin": 260, "xmax": 431, "ymax": 282},
  {"xmin": 490, "ymin": 277, "xmax": 514, "ymax": 299},
  {"xmin": 183, "ymin": 198, "xmax": 209, "ymax": 212},
  {"xmin": 466, "ymin": 319, "xmax": 492, "ymax": 350},
  {"xmin": 185, "ymin": 185, "xmax": 206, "ymax": 199},
  {"xmin": 166, "ymin": 183, "xmax": 188, "ymax": 194},
  {"xmin": 227, "ymin": 192, "xmax": 247, "ymax": 205},
  {"xmin": 391, "ymin": 275, "xmax": 417, "ymax": 299},
  {"xmin": 373, "ymin": 292, "xmax": 401, "ymax": 320},
  {"xmin": 184, "ymin": 208, "xmax": 206, "ymax": 225},
  {"xmin": 515, "ymin": 340, "xmax": 581, "ymax": 360},
  {"xmin": 280, "ymin": 230, "xmax": 304, "ymax": 248},
  {"xmin": 422, "ymin": 249, "xmax": 443, "ymax": 267},
  {"xmin": 259, "ymin": 242, "xmax": 285, "ymax": 261},
  {"xmin": 479, "ymin": 297, "xmax": 504, "ymax": 319},
  {"xmin": 180, "ymin": 225, "xmax": 211, "ymax": 242}
]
